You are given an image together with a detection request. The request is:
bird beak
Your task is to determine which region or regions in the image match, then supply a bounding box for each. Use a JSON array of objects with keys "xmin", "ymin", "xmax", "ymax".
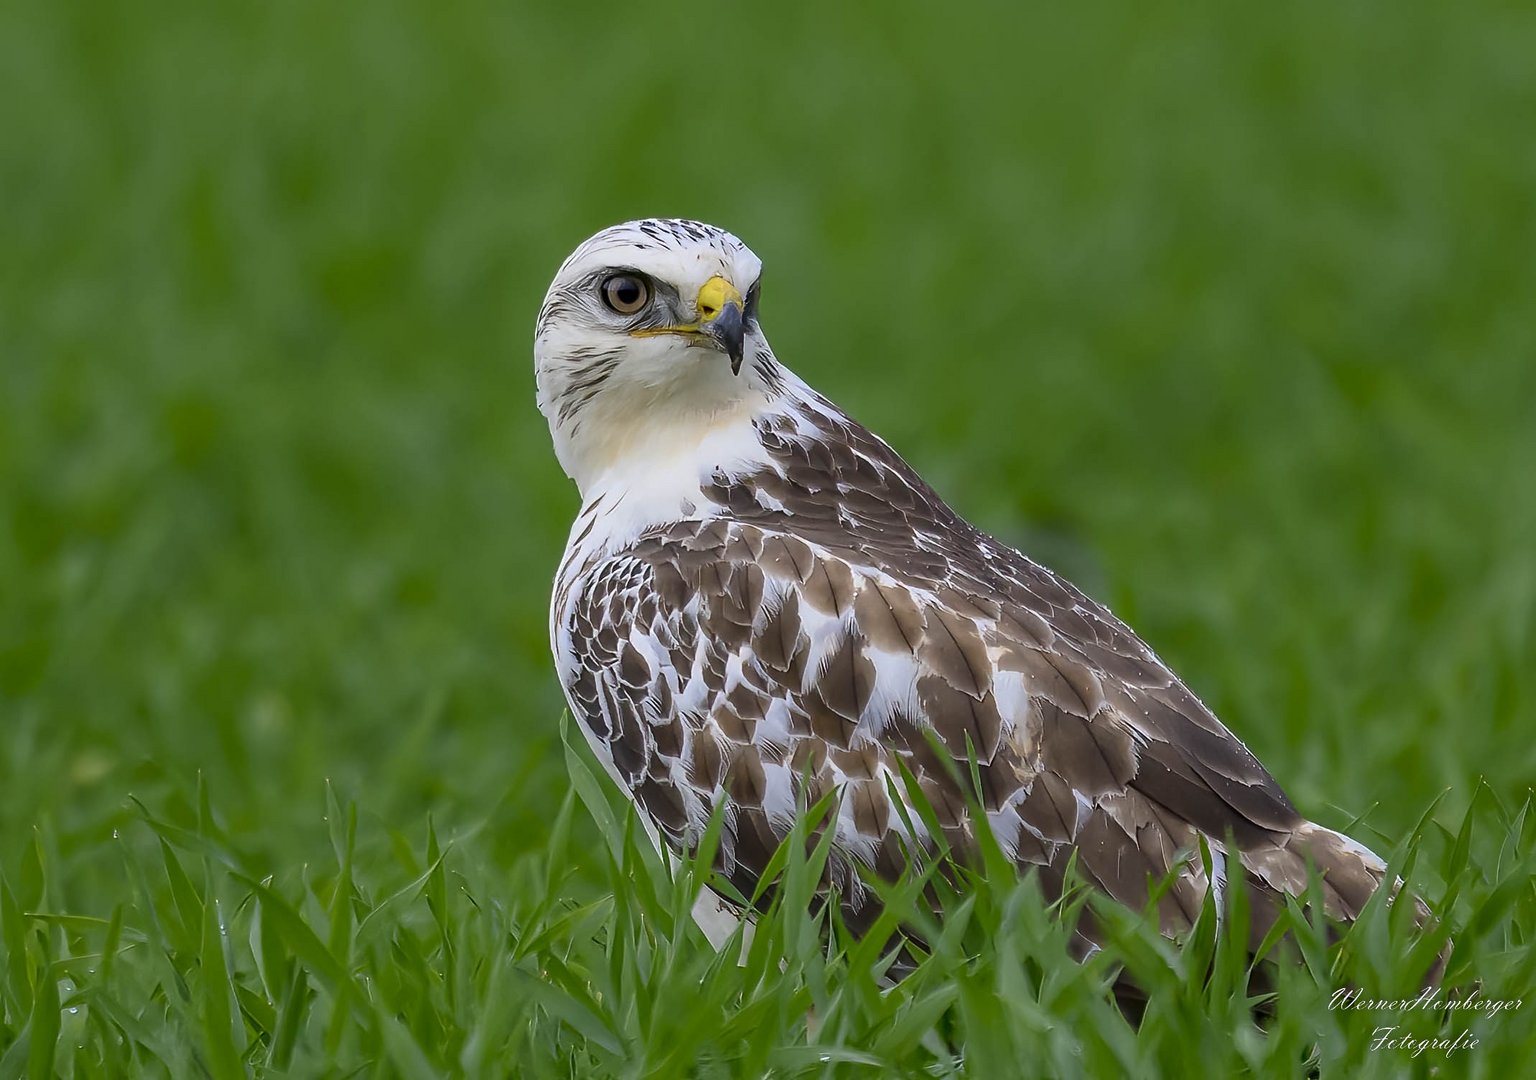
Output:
[
  {"xmin": 704, "ymin": 301, "xmax": 745, "ymax": 375},
  {"xmin": 628, "ymin": 274, "xmax": 747, "ymax": 373},
  {"xmin": 695, "ymin": 275, "xmax": 746, "ymax": 375}
]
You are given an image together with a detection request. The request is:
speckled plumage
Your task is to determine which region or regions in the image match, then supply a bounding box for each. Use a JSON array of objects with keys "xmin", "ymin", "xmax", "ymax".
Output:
[{"xmin": 536, "ymin": 218, "xmax": 1412, "ymax": 966}]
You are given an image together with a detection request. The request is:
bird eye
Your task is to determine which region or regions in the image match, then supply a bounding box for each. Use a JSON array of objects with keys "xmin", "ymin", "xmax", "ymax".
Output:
[{"xmin": 600, "ymin": 274, "xmax": 651, "ymax": 315}]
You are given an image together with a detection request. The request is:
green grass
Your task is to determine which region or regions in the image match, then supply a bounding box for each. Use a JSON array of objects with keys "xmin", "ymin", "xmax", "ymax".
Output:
[
  {"xmin": 1, "ymin": 725, "xmax": 1532, "ymax": 1076},
  {"xmin": 2, "ymin": 0, "xmax": 1534, "ymax": 1074}
]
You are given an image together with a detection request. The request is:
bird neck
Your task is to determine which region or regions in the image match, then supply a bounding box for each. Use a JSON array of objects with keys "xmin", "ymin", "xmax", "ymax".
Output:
[
  {"xmin": 551, "ymin": 359, "xmax": 806, "ymax": 500},
  {"xmin": 570, "ymin": 396, "xmax": 766, "ymax": 496}
]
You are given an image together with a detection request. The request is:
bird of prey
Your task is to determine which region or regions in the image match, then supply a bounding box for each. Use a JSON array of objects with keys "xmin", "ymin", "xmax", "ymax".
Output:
[{"xmin": 536, "ymin": 217, "xmax": 1405, "ymax": 969}]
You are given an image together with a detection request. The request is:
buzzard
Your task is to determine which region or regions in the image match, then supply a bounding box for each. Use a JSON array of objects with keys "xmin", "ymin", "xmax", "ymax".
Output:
[{"xmin": 536, "ymin": 217, "xmax": 1404, "ymax": 968}]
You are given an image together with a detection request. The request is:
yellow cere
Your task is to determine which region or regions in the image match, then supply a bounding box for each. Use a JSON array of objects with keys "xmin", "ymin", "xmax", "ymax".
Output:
[{"xmin": 695, "ymin": 275, "xmax": 743, "ymax": 321}]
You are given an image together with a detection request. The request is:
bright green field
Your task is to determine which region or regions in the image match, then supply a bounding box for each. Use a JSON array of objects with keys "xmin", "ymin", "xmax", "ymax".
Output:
[{"xmin": 3, "ymin": 1, "xmax": 1535, "ymax": 1076}]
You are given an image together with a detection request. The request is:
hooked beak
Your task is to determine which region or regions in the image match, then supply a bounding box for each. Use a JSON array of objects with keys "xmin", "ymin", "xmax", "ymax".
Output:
[
  {"xmin": 630, "ymin": 274, "xmax": 746, "ymax": 374},
  {"xmin": 703, "ymin": 299, "xmax": 745, "ymax": 375},
  {"xmin": 695, "ymin": 275, "xmax": 745, "ymax": 374}
]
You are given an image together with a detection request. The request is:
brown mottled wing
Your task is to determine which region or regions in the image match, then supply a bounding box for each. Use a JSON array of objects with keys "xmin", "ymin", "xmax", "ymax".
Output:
[
  {"xmin": 979, "ymin": 559, "xmax": 1390, "ymax": 945},
  {"xmin": 561, "ymin": 508, "xmax": 1389, "ymax": 950},
  {"xmin": 740, "ymin": 405, "xmax": 1393, "ymax": 940}
]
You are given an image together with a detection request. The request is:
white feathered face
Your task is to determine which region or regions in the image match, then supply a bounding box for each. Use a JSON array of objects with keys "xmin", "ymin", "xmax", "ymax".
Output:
[{"xmin": 535, "ymin": 221, "xmax": 771, "ymax": 484}]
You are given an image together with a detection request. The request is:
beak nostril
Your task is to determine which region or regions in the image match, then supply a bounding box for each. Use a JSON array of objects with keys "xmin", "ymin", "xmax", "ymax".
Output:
[{"xmin": 694, "ymin": 275, "xmax": 741, "ymax": 332}]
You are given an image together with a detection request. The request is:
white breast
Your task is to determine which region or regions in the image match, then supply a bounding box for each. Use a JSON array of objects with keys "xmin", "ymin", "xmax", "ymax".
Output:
[{"xmin": 548, "ymin": 407, "xmax": 779, "ymax": 677}]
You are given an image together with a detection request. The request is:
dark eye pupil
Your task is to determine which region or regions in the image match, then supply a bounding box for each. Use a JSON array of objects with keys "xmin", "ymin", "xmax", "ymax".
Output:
[{"xmin": 603, "ymin": 275, "xmax": 648, "ymax": 313}]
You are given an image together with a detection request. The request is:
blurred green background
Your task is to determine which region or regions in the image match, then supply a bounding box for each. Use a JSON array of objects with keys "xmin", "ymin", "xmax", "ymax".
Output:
[{"xmin": 2, "ymin": 0, "xmax": 1533, "ymax": 904}]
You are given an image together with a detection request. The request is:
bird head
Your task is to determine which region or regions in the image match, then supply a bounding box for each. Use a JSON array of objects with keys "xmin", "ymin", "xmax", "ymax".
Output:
[{"xmin": 535, "ymin": 219, "xmax": 776, "ymax": 489}]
